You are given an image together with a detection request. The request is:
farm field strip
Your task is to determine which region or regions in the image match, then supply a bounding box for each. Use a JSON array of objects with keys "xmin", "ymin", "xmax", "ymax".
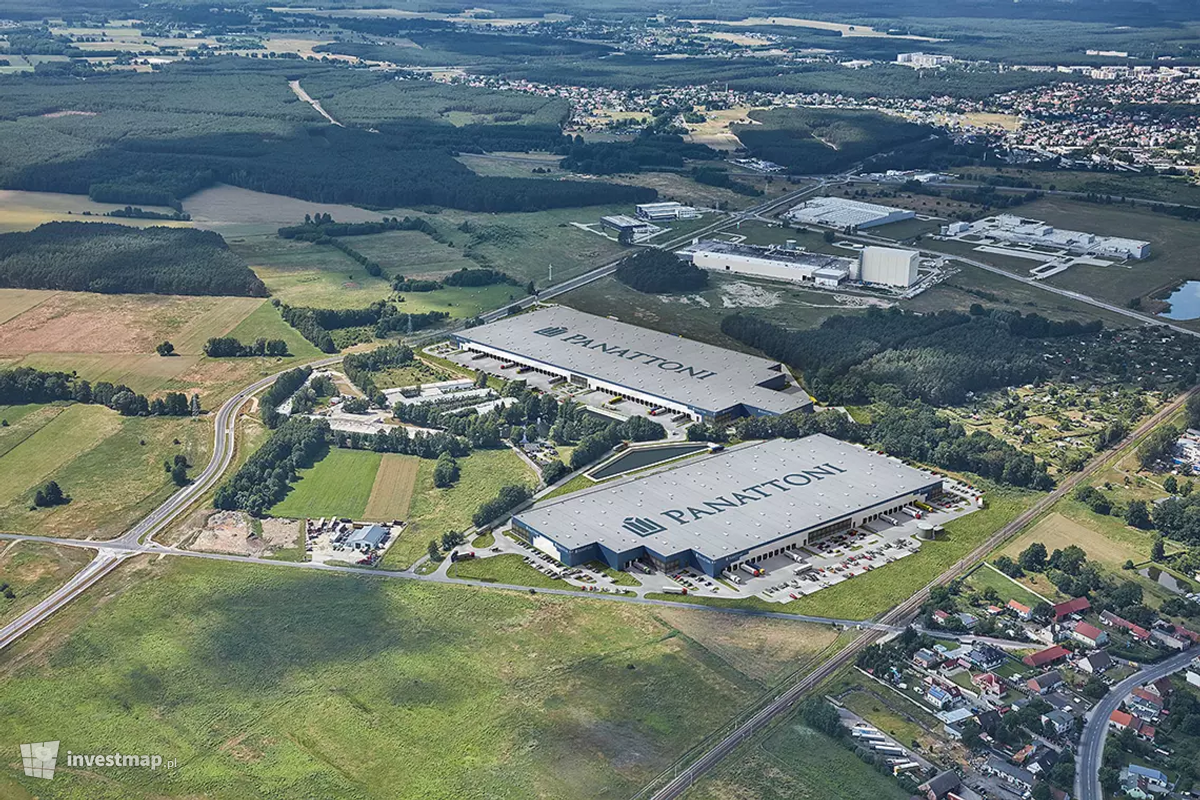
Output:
[
  {"xmin": 0, "ymin": 404, "xmax": 121, "ymax": 503},
  {"xmin": 363, "ymin": 454, "xmax": 420, "ymax": 521},
  {"xmin": 269, "ymin": 447, "xmax": 382, "ymax": 520}
]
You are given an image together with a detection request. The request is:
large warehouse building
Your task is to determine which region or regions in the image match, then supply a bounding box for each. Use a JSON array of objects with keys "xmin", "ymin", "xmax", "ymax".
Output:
[
  {"xmin": 512, "ymin": 435, "xmax": 945, "ymax": 577},
  {"xmin": 786, "ymin": 196, "xmax": 915, "ymax": 230},
  {"xmin": 942, "ymin": 215, "xmax": 1150, "ymax": 259},
  {"xmin": 677, "ymin": 240, "xmax": 921, "ymax": 289},
  {"xmin": 451, "ymin": 306, "xmax": 812, "ymax": 423},
  {"xmin": 678, "ymin": 240, "xmax": 855, "ymax": 286}
]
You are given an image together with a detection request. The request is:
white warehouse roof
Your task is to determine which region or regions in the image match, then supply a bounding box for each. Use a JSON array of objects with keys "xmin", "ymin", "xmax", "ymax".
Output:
[
  {"xmin": 452, "ymin": 306, "xmax": 811, "ymax": 416},
  {"xmin": 515, "ymin": 435, "xmax": 943, "ymax": 559},
  {"xmin": 786, "ymin": 196, "xmax": 915, "ymax": 229}
]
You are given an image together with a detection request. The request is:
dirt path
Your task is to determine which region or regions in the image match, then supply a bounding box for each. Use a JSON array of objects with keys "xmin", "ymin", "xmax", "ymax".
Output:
[{"xmin": 289, "ymin": 80, "xmax": 343, "ymax": 127}]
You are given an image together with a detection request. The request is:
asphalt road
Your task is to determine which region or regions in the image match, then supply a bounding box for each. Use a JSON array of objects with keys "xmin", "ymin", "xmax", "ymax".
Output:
[
  {"xmin": 1076, "ymin": 648, "xmax": 1197, "ymax": 800},
  {"xmin": 0, "ymin": 355, "xmax": 343, "ymax": 654}
]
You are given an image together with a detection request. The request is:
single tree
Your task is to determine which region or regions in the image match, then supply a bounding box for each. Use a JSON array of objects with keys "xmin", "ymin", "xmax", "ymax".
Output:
[
  {"xmin": 1019, "ymin": 542, "xmax": 1048, "ymax": 572},
  {"xmin": 1164, "ymin": 475, "xmax": 1179, "ymax": 494},
  {"xmin": 171, "ymin": 462, "xmax": 189, "ymax": 487},
  {"xmin": 156, "ymin": 340, "xmax": 175, "ymax": 357},
  {"xmin": 1151, "ymin": 534, "xmax": 1166, "ymax": 561},
  {"xmin": 426, "ymin": 540, "xmax": 441, "ymax": 562},
  {"xmin": 1125, "ymin": 499, "xmax": 1152, "ymax": 530}
]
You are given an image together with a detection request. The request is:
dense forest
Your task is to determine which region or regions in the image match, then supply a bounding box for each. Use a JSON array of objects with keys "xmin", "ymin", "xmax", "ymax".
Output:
[
  {"xmin": 0, "ymin": 222, "xmax": 267, "ymax": 297},
  {"xmin": 0, "ymin": 366, "xmax": 198, "ymax": 418},
  {"xmin": 342, "ymin": 344, "xmax": 413, "ymax": 405},
  {"xmin": 721, "ymin": 306, "xmax": 1104, "ymax": 405},
  {"xmin": 7, "ymin": 126, "xmax": 653, "ymax": 212},
  {"xmin": 614, "ymin": 249, "xmax": 709, "ymax": 293},
  {"xmin": 732, "ymin": 107, "xmax": 932, "ymax": 174},
  {"xmin": 558, "ymin": 133, "xmax": 720, "ymax": 175}
]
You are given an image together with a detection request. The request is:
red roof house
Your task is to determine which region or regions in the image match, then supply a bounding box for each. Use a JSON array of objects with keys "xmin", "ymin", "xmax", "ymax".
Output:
[
  {"xmin": 1023, "ymin": 644, "xmax": 1069, "ymax": 668},
  {"xmin": 1052, "ymin": 597, "xmax": 1091, "ymax": 621}
]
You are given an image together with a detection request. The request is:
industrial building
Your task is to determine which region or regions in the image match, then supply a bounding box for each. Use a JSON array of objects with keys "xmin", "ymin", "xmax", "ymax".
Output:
[
  {"xmin": 636, "ymin": 202, "xmax": 701, "ymax": 221},
  {"xmin": 511, "ymin": 435, "xmax": 945, "ymax": 577},
  {"xmin": 600, "ymin": 215, "xmax": 660, "ymax": 243},
  {"xmin": 860, "ymin": 246, "xmax": 920, "ymax": 287},
  {"xmin": 896, "ymin": 52, "xmax": 955, "ymax": 68},
  {"xmin": 677, "ymin": 239, "xmax": 854, "ymax": 286},
  {"xmin": 451, "ymin": 306, "xmax": 812, "ymax": 423},
  {"xmin": 786, "ymin": 196, "xmax": 916, "ymax": 230},
  {"xmin": 942, "ymin": 214, "xmax": 1150, "ymax": 259},
  {"xmin": 677, "ymin": 240, "xmax": 921, "ymax": 289}
]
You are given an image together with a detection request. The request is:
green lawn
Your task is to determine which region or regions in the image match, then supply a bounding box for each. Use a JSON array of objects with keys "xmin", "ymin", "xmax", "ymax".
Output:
[
  {"xmin": 965, "ymin": 563, "xmax": 1049, "ymax": 608},
  {"xmin": 684, "ymin": 722, "xmax": 911, "ymax": 800},
  {"xmin": 383, "ymin": 447, "xmax": 537, "ymax": 569},
  {"xmin": 396, "ymin": 284, "xmax": 529, "ymax": 319},
  {"xmin": 224, "ymin": 300, "xmax": 323, "ymax": 360},
  {"xmin": 269, "ymin": 447, "xmax": 382, "ymax": 520},
  {"xmin": 0, "ymin": 556, "xmax": 793, "ymax": 800},
  {"xmin": 446, "ymin": 553, "xmax": 566, "ymax": 590},
  {"xmin": 346, "ymin": 229, "xmax": 476, "ymax": 277},
  {"xmin": 0, "ymin": 404, "xmax": 210, "ymax": 540},
  {"xmin": 839, "ymin": 688, "xmax": 939, "ymax": 750}
]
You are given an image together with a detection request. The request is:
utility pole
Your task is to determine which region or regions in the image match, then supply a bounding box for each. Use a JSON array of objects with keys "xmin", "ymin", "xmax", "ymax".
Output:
[{"xmin": 548, "ymin": 263, "xmax": 553, "ymax": 283}]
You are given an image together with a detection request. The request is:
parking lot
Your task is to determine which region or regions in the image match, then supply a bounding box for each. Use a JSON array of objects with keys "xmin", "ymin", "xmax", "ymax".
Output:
[
  {"xmin": 441, "ymin": 346, "xmax": 691, "ymax": 438},
  {"xmin": 304, "ymin": 518, "xmax": 402, "ymax": 567}
]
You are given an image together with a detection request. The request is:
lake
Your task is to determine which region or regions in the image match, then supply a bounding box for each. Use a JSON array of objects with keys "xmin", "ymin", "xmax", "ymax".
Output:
[{"xmin": 1162, "ymin": 280, "xmax": 1200, "ymax": 320}]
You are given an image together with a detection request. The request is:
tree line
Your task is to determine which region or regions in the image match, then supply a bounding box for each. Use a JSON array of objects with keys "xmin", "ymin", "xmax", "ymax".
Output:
[
  {"xmin": 277, "ymin": 214, "xmax": 445, "ymax": 243},
  {"xmin": 0, "ymin": 222, "xmax": 267, "ymax": 297},
  {"xmin": 261, "ymin": 366, "xmax": 312, "ymax": 429},
  {"xmin": 342, "ymin": 344, "xmax": 413, "ymax": 406},
  {"xmin": 203, "ymin": 337, "xmax": 289, "ymax": 358},
  {"xmin": 214, "ymin": 417, "xmax": 328, "ymax": 516},
  {"xmin": 277, "ymin": 300, "xmax": 449, "ymax": 353},
  {"xmin": 0, "ymin": 366, "xmax": 199, "ymax": 418}
]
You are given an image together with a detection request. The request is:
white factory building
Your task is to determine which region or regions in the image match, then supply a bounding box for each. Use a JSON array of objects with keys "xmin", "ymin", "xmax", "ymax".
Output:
[
  {"xmin": 678, "ymin": 240, "xmax": 921, "ymax": 289},
  {"xmin": 786, "ymin": 196, "xmax": 916, "ymax": 230},
  {"xmin": 896, "ymin": 52, "xmax": 955, "ymax": 68},
  {"xmin": 636, "ymin": 202, "xmax": 701, "ymax": 221},
  {"xmin": 859, "ymin": 246, "xmax": 920, "ymax": 287},
  {"xmin": 941, "ymin": 214, "xmax": 1150, "ymax": 259}
]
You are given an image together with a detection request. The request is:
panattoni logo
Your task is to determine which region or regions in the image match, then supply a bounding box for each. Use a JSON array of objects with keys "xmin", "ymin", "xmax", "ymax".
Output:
[
  {"xmin": 531, "ymin": 323, "xmax": 719, "ymax": 381},
  {"xmin": 614, "ymin": 463, "xmax": 848, "ymax": 537},
  {"xmin": 19, "ymin": 741, "xmax": 59, "ymax": 780}
]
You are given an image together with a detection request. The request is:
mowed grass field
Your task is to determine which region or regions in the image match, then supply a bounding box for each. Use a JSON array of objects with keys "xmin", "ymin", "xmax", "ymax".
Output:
[
  {"xmin": 684, "ymin": 723, "xmax": 910, "ymax": 800},
  {"xmin": 0, "ymin": 403, "xmax": 209, "ymax": 539},
  {"xmin": 269, "ymin": 447, "xmax": 382, "ymax": 520},
  {"xmin": 0, "ymin": 556, "xmax": 826, "ymax": 800},
  {"xmin": 234, "ymin": 236, "xmax": 395, "ymax": 310},
  {"xmin": 362, "ymin": 453, "xmax": 419, "ymax": 521},
  {"xmin": 0, "ymin": 540, "xmax": 94, "ymax": 625},
  {"xmin": 1000, "ymin": 510, "xmax": 1149, "ymax": 569},
  {"xmin": 385, "ymin": 447, "xmax": 537, "ymax": 569},
  {"xmin": 349, "ymin": 229, "xmax": 476, "ymax": 277},
  {"xmin": 965, "ymin": 563, "xmax": 1051, "ymax": 608}
]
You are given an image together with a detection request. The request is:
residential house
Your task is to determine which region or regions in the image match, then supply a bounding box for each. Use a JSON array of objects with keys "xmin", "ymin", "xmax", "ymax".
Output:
[
  {"xmin": 1027, "ymin": 670, "xmax": 1064, "ymax": 695},
  {"xmin": 1008, "ymin": 599, "xmax": 1033, "ymax": 621},
  {"xmin": 939, "ymin": 707, "xmax": 975, "ymax": 740},
  {"xmin": 1041, "ymin": 709, "xmax": 1074, "ymax": 736},
  {"xmin": 918, "ymin": 770, "xmax": 962, "ymax": 800},
  {"xmin": 1028, "ymin": 747, "xmax": 1060, "ymax": 777},
  {"xmin": 1101, "ymin": 609, "xmax": 1151, "ymax": 641},
  {"xmin": 968, "ymin": 645, "xmax": 1006, "ymax": 670},
  {"xmin": 1173, "ymin": 624, "xmax": 1200, "ymax": 645},
  {"xmin": 1072, "ymin": 621, "xmax": 1109, "ymax": 648},
  {"xmin": 972, "ymin": 672, "xmax": 1004, "ymax": 698},
  {"xmin": 1024, "ymin": 644, "xmax": 1069, "ymax": 668},
  {"xmin": 1052, "ymin": 596, "xmax": 1091, "ymax": 621},
  {"xmin": 1151, "ymin": 628, "xmax": 1191, "ymax": 651},
  {"xmin": 926, "ymin": 683, "xmax": 957, "ymax": 710},
  {"xmin": 986, "ymin": 604, "xmax": 1003, "ymax": 616},
  {"xmin": 1120, "ymin": 764, "xmax": 1170, "ymax": 798},
  {"xmin": 982, "ymin": 756, "xmax": 1035, "ymax": 793},
  {"xmin": 957, "ymin": 611, "xmax": 979, "ymax": 629},
  {"xmin": 1109, "ymin": 709, "xmax": 1156, "ymax": 741},
  {"xmin": 914, "ymin": 648, "xmax": 942, "ymax": 669},
  {"xmin": 933, "ymin": 609, "xmax": 951, "ymax": 625},
  {"xmin": 1078, "ymin": 650, "xmax": 1113, "ymax": 674},
  {"xmin": 1128, "ymin": 687, "xmax": 1166, "ymax": 719}
]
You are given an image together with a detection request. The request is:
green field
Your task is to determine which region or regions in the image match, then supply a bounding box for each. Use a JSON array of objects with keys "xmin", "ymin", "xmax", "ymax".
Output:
[
  {"xmin": 384, "ymin": 447, "xmax": 537, "ymax": 569},
  {"xmin": 446, "ymin": 553, "xmax": 567, "ymax": 590},
  {"xmin": 224, "ymin": 301, "xmax": 323, "ymax": 360},
  {"xmin": 0, "ymin": 541, "xmax": 94, "ymax": 625},
  {"xmin": 348, "ymin": 230, "xmax": 476, "ymax": 277},
  {"xmin": 0, "ymin": 556, "xmax": 815, "ymax": 799},
  {"xmin": 683, "ymin": 722, "xmax": 910, "ymax": 800},
  {"xmin": 0, "ymin": 404, "xmax": 210, "ymax": 540},
  {"xmin": 965, "ymin": 563, "xmax": 1049, "ymax": 608},
  {"xmin": 236, "ymin": 236, "xmax": 395, "ymax": 310},
  {"xmin": 269, "ymin": 447, "xmax": 382, "ymax": 520}
]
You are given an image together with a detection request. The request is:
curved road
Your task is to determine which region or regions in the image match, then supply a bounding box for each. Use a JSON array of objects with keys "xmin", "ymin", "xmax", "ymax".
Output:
[
  {"xmin": 0, "ymin": 355, "xmax": 342, "ymax": 653},
  {"xmin": 1076, "ymin": 648, "xmax": 1196, "ymax": 800}
]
